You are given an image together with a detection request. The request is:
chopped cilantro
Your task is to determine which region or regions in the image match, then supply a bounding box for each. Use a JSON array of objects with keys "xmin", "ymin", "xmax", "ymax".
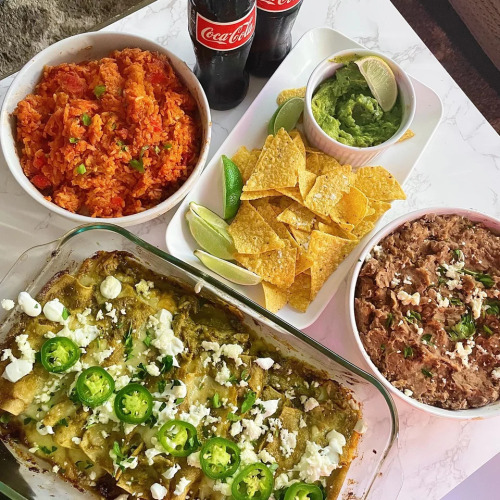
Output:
[
  {"xmin": 403, "ymin": 346, "xmax": 414, "ymax": 359},
  {"xmin": 385, "ymin": 313, "xmax": 394, "ymax": 328},
  {"xmin": 227, "ymin": 412, "xmax": 240, "ymax": 422},
  {"xmin": 81, "ymin": 113, "xmax": 92, "ymax": 126},
  {"xmin": 449, "ymin": 297, "xmax": 463, "ymax": 306},
  {"xmin": 62, "ymin": 307, "xmax": 70, "ymax": 320},
  {"xmin": 212, "ymin": 393, "xmax": 221, "ymax": 409},
  {"xmin": 134, "ymin": 363, "xmax": 148, "ymax": 381},
  {"xmin": 380, "ymin": 344, "xmax": 386, "ymax": 352},
  {"xmin": 163, "ymin": 143, "xmax": 172, "ymax": 150},
  {"xmin": 124, "ymin": 323, "xmax": 133, "ymax": 360},
  {"xmin": 240, "ymin": 369, "xmax": 250, "ymax": 382},
  {"xmin": 175, "ymin": 398, "xmax": 185, "ymax": 405},
  {"xmin": 143, "ymin": 329, "xmax": 154, "ymax": 347},
  {"xmin": 483, "ymin": 325, "xmax": 493, "ymax": 337},
  {"xmin": 111, "ymin": 122, "xmax": 117, "ymax": 130},
  {"xmin": 451, "ymin": 249, "xmax": 462, "ymax": 261},
  {"xmin": 240, "ymin": 390, "xmax": 256, "ymax": 414},
  {"xmin": 76, "ymin": 164, "xmax": 86, "ymax": 175},
  {"xmin": 23, "ymin": 417, "xmax": 33, "ymax": 425},
  {"xmin": 405, "ymin": 310, "xmax": 421, "ymax": 324},
  {"xmin": 129, "ymin": 145, "xmax": 150, "ymax": 173},
  {"xmin": 448, "ymin": 312, "xmax": 475, "ymax": 341},
  {"xmin": 69, "ymin": 137, "xmax": 79, "ymax": 144},
  {"xmin": 75, "ymin": 460, "xmax": 94, "ymax": 470},
  {"xmin": 157, "ymin": 380, "xmax": 166, "ymax": 393},
  {"xmin": 117, "ymin": 140, "xmax": 128, "ymax": 152},
  {"xmin": 56, "ymin": 418, "xmax": 68, "ymax": 428},
  {"xmin": 0, "ymin": 414, "xmax": 10, "ymax": 424},
  {"xmin": 160, "ymin": 355, "xmax": 173, "ymax": 373},
  {"xmin": 485, "ymin": 299, "xmax": 499, "ymax": 316},
  {"xmin": 40, "ymin": 445, "xmax": 57, "ymax": 455},
  {"xmin": 462, "ymin": 269, "xmax": 494, "ymax": 288},
  {"xmin": 421, "ymin": 368, "xmax": 433, "ymax": 378},
  {"xmin": 94, "ymin": 85, "xmax": 106, "ymax": 98},
  {"xmin": 268, "ymin": 463, "xmax": 279, "ymax": 473},
  {"xmin": 154, "ymin": 145, "xmax": 160, "ymax": 154},
  {"xmin": 421, "ymin": 334, "xmax": 434, "ymax": 345}
]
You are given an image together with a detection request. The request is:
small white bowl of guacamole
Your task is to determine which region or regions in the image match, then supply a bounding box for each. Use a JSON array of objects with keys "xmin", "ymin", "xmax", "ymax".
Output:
[{"xmin": 303, "ymin": 49, "xmax": 416, "ymax": 166}]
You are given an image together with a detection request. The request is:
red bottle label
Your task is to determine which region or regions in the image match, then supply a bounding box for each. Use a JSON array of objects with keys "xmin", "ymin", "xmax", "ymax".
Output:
[
  {"xmin": 195, "ymin": 4, "xmax": 256, "ymax": 52},
  {"xmin": 257, "ymin": 0, "xmax": 302, "ymax": 12}
]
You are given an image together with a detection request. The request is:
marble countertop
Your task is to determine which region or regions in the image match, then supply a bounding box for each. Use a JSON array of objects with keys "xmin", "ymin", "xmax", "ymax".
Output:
[{"xmin": 0, "ymin": 0, "xmax": 499, "ymax": 498}]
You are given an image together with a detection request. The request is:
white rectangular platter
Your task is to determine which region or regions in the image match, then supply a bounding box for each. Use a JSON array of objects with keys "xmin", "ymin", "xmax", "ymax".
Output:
[{"xmin": 166, "ymin": 27, "xmax": 443, "ymax": 329}]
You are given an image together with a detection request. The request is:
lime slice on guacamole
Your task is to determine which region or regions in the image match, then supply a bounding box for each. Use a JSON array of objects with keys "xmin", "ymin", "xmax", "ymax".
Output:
[
  {"xmin": 269, "ymin": 97, "xmax": 304, "ymax": 135},
  {"xmin": 194, "ymin": 250, "xmax": 261, "ymax": 286},
  {"xmin": 222, "ymin": 155, "xmax": 243, "ymax": 220},
  {"xmin": 354, "ymin": 56, "xmax": 398, "ymax": 112}
]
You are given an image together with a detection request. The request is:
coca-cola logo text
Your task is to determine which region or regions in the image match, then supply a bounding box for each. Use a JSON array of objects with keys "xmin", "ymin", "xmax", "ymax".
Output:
[
  {"xmin": 257, "ymin": 0, "xmax": 302, "ymax": 12},
  {"xmin": 196, "ymin": 4, "xmax": 256, "ymax": 51}
]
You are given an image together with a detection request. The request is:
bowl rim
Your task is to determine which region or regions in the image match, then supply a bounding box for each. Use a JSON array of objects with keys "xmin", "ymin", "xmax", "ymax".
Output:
[
  {"xmin": 304, "ymin": 48, "xmax": 416, "ymax": 153},
  {"xmin": 0, "ymin": 31, "xmax": 211, "ymax": 226},
  {"xmin": 347, "ymin": 206, "xmax": 500, "ymax": 419}
]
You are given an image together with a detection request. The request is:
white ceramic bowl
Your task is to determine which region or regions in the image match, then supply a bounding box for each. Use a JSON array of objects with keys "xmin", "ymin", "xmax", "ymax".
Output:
[
  {"xmin": 304, "ymin": 49, "xmax": 416, "ymax": 166},
  {"xmin": 348, "ymin": 207, "xmax": 500, "ymax": 419},
  {"xmin": 0, "ymin": 32, "xmax": 211, "ymax": 227}
]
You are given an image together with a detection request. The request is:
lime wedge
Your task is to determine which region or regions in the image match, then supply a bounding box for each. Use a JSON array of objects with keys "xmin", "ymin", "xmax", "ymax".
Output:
[
  {"xmin": 186, "ymin": 209, "xmax": 235, "ymax": 261},
  {"xmin": 195, "ymin": 250, "xmax": 261, "ymax": 286},
  {"xmin": 222, "ymin": 155, "xmax": 243, "ymax": 220},
  {"xmin": 273, "ymin": 97, "xmax": 304, "ymax": 134},
  {"xmin": 189, "ymin": 202, "xmax": 230, "ymax": 235},
  {"xmin": 354, "ymin": 56, "xmax": 398, "ymax": 112},
  {"xmin": 268, "ymin": 103, "xmax": 284, "ymax": 135}
]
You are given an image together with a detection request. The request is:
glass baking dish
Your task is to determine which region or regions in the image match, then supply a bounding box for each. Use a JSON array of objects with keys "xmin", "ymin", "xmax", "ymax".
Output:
[{"xmin": 0, "ymin": 224, "xmax": 402, "ymax": 500}]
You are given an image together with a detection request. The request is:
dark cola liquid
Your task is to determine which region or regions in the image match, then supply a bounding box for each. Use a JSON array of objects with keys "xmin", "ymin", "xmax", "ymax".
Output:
[
  {"xmin": 188, "ymin": 0, "xmax": 256, "ymax": 110},
  {"xmin": 246, "ymin": 0, "xmax": 303, "ymax": 77}
]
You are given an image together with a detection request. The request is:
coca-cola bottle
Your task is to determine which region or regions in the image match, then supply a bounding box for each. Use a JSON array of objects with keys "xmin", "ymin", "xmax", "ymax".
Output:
[
  {"xmin": 188, "ymin": 0, "xmax": 256, "ymax": 110},
  {"xmin": 246, "ymin": 0, "xmax": 303, "ymax": 77}
]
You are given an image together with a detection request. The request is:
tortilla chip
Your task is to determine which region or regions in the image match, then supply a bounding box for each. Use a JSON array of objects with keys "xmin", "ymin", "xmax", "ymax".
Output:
[
  {"xmin": 317, "ymin": 222, "xmax": 358, "ymax": 241},
  {"xmin": 277, "ymin": 201, "xmax": 317, "ymax": 232},
  {"xmin": 262, "ymin": 282, "xmax": 288, "ymax": 313},
  {"xmin": 243, "ymin": 129, "xmax": 302, "ymax": 192},
  {"xmin": 240, "ymin": 189, "xmax": 281, "ymax": 200},
  {"xmin": 231, "ymin": 147, "xmax": 260, "ymax": 184},
  {"xmin": 317, "ymin": 154, "xmax": 345, "ymax": 175},
  {"xmin": 228, "ymin": 201, "xmax": 284, "ymax": 254},
  {"xmin": 277, "ymin": 87, "xmax": 306, "ymax": 106},
  {"xmin": 276, "ymin": 186, "xmax": 303, "ymax": 204},
  {"xmin": 287, "ymin": 273, "xmax": 312, "ymax": 312},
  {"xmin": 330, "ymin": 186, "xmax": 368, "ymax": 226},
  {"xmin": 298, "ymin": 169, "xmax": 317, "ymax": 199},
  {"xmin": 236, "ymin": 245, "xmax": 297, "ymax": 288},
  {"xmin": 352, "ymin": 220, "xmax": 375, "ymax": 239},
  {"xmin": 397, "ymin": 129, "xmax": 415, "ymax": 143},
  {"xmin": 353, "ymin": 166, "xmax": 406, "ymax": 201},
  {"xmin": 254, "ymin": 202, "xmax": 298, "ymax": 246},
  {"xmin": 295, "ymin": 250, "xmax": 313, "ymax": 275},
  {"xmin": 309, "ymin": 231, "xmax": 358, "ymax": 299},
  {"xmin": 289, "ymin": 227, "xmax": 311, "ymax": 250},
  {"xmin": 365, "ymin": 198, "xmax": 392, "ymax": 222},
  {"xmin": 304, "ymin": 172, "xmax": 350, "ymax": 217},
  {"xmin": 306, "ymin": 154, "xmax": 321, "ymax": 175}
]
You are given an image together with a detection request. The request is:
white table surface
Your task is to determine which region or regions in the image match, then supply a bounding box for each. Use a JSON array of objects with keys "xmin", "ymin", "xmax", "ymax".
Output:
[{"xmin": 0, "ymin": 0, "xmax": 499, "ymax": 498}]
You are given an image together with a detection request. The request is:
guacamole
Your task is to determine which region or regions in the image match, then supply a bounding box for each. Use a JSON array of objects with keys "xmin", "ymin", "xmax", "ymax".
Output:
[{"xmin": 312, "ymin": 62, "xmax": 402, "ymax": 147}]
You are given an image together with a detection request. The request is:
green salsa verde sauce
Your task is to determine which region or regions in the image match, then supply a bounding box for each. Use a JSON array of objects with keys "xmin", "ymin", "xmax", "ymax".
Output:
[{"xmin": 311, "ymin": 62, "xmax": 402, "ymax": 147}]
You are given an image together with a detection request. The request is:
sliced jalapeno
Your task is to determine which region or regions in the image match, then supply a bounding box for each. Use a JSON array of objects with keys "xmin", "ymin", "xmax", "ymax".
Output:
[
  {"xmin": 200, "ymin": 437, "xmax": 240, "ymax": 479},
  {"xmin": 158, "ymin": 419, "xmax": 199, "ymax": 457},
  {"xmin": 284, "ymin": 483, "xmax": 323, "ymax": 500},
  {"xmin": 114, "ymin": 383, "xmax": 153, "ymax": 424},
  {"xmin": 40, "ymin": 337, "xmax": 80, "ymax": 373},
  {"xmin": 76, "ymin": 367, "xmax": 115, "ymax": 407},
  {"xmin": 231, "ymin": 463, "xmax": 274, "ymax": 500}
]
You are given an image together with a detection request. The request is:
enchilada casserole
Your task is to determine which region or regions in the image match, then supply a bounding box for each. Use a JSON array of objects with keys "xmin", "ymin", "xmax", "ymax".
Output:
[{"xmin": 0, "ymin": 251, "xmax": 361, "ymax": 500}]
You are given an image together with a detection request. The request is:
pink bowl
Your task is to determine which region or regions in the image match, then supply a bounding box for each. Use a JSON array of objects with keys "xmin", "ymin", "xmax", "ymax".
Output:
[{"xmin": 347, "ymin": 207, "xmax": 500, "ymax": 419}]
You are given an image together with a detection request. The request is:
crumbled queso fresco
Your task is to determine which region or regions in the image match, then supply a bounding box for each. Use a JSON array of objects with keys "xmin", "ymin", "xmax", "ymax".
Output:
[{"xmin": 0, "ymin": 252, "xmax": 362, "ymax": 500}]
